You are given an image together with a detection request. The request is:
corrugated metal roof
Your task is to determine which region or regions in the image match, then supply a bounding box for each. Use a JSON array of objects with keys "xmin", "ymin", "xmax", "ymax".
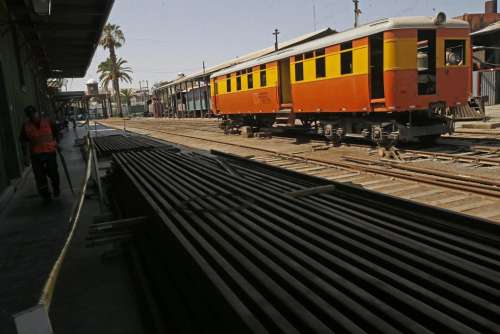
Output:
[
  {"xmin": 157, "ymin": 27, "xmax": 335, "ymax": 90},
  {"xmin": 212, "ymin": 16, "xmax": 469, "ymax": 78},
  {"xmin": 471, "ymin": 20, "xmax": 500, "ymax": 36}
]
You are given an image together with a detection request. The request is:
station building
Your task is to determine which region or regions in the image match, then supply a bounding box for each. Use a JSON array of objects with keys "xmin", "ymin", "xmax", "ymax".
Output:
[
  {"xmin": 456, "ymin": 0, "xmax": 500, "ymax": 105},
  {"xmin": 0, "ymin": 0, "xmax": 112, "ymax": 198}
]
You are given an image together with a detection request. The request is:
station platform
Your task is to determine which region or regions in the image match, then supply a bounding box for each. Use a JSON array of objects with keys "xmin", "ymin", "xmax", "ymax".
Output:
[{"xmin": 0, "ymin": 126, "xmax": 143, "ymax": 333}]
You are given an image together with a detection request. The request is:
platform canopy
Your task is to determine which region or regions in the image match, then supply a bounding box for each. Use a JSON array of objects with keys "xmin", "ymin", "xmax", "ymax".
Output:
[{"xmin": 6, "ymin": 0, "xmax": 114, "ymax": 77}]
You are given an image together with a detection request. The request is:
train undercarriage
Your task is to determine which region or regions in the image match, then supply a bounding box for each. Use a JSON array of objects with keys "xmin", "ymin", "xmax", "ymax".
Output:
[{"xmin": 222, "ymin": 106, "xmax": 453, "ymax": 146}]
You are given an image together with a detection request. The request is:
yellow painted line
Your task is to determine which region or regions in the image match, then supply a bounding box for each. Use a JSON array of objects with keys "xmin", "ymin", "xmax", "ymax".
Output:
[{"xmin": 39, "ymin": 135, "xmax": 93, "ymax": 310}]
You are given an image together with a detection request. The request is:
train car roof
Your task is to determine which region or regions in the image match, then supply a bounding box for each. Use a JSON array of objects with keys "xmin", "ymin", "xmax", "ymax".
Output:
[
  {"xmin": 211, "ymin": 15, "xmax": 469, "ymax": 78},
  {"xmin": 156, "ymin": 27, "xmax": 335, "ymax": 90}
]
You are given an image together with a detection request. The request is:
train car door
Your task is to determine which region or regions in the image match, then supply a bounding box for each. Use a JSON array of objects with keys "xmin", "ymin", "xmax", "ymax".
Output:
[
  {"xmin": 213, "ymin": 80, "xmax": 218, "ymax": 110},
  {"xmin": 279, "ymin": 59, "xmax": 292, "ymax": 106},
  {"xmin": 417, "ymin": 30, "xmax": 437, "ymax": 95},
  {"xmin": 369, "ymin": 33, "xmax": 384, "ymax": 99}
]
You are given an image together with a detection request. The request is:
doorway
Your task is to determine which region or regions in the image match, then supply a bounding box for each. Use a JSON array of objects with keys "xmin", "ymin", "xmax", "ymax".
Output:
[
  {"xmin": 417, "ymin": 30, "xmax": 437, "ymax": 95},
  {"xmin": 369, "ymin": 33, "xmax": 384, "ymax": 99},
  {"xmin": 0, "ymin": 61, "xmax": 20, "ymax": 183},
  {"xmin": 279, "ymin": 59, "xmax": 292, "ymax": 106}
]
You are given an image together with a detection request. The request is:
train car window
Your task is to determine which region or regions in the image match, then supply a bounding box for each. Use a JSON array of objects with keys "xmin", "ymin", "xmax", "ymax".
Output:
[
  {"xmin": 340, "ymin": 42, "xmax": 353, "ymax": 75},
  {"xmin": 305, "ymin": 51, "xmax": 314, "ymax": 59},
  {"xmin": 295, "ymin": 62, "xmax": 304, "ymax": 81},
  {"xmin": 315, "ymin": 48, "xmax": 326, "ymax": 78},
  {"xmin": 214, "ymin": 81, "xmax": 218, "ymax": 96},
  {"xmin": 315, "ymin": 49, "xmax": 325, "ymax": 57},
  {"xmin": 260, "ymin": 64, "xmax": 267, "ymax": 87},
  {"xmin": 236, "ymin": 75, "xmax": 242, "ymax": 91},
  {"xmin": 226, "ymin": 74, "xmax": 232, "ymax": 93},
  {"xmin": 341, "ymin": 41, "xmax": 353, "ymax": 50},
  {"xmin": 341, "ymin": 51, "xmax": 353, "ymax": 75},
  {"xmin": 295, "ymin": 55, "xmax": 303, "ymax": 62},
  {"xmin": 247, "ymin": 71, "xmax": 254, "ymax": 89},
  {"xmin": 445, "ymin": 40, "xmax": 466, "ymax": 66}
]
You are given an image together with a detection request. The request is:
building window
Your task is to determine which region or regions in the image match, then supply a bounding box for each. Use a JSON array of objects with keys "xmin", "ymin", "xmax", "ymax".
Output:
[
  {"xmin": 226, "ymin": 74, "xmax": 232, "ymax": 93},
  {"xmin": 236, "ymin": 71, "xmax": 242, "ymax": 91},
  {"xmin": 260, "ymin": 64, "xmax": 267, "ymax": 87},
  {"xmin": 315, "ymin": 48, "xmax": 326, "ymax": 78},
  {"xmin": 340, "ymin": 41, "xmax": 353, "ymax": 75},
  {"xmin": 247, "ymin": 69, "xmax": 254, "ymax": 89},
  {"xmin": 445, "ymin": 40, "xmax": 466, "ymax": 66}
]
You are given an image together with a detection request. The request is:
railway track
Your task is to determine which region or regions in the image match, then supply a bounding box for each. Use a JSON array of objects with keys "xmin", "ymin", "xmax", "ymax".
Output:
[{"xmin": 100, "ymin": 119, "xmax": 500, "ymax": 222}]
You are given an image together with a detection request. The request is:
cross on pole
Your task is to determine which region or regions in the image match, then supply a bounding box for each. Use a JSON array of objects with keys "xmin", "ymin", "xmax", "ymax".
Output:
[{"xmin": 273, "ymin": 28, "xmax": 280, "ymax": 51}]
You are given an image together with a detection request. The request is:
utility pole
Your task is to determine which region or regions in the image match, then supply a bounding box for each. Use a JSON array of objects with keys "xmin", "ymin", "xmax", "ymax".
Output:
[
  {"xmin": 273, "ymin": 28, "xmax": 280, "ymax": 51},
  {"xmin": 353, "ymin": 0, "xmax": 361, "ymax": 28},
  {"xmin": 312, "ymin": 3, "xmax": 317, "ymax": 30},
  {"xmin": 139, "ymin": 80, "xmax": 150, "ymax": 115}
]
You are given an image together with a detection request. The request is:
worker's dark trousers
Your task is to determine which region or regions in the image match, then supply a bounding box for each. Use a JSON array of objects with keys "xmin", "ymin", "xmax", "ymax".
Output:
[{"xmin": 31, "ymin": 153, "xmax": 60, "ymax": 199}]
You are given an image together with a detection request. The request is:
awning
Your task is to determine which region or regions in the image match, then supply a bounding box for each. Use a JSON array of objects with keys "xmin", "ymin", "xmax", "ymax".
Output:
[{"xmin": 6, "ymin": 0, "xmax": 114, "ymax": 77}]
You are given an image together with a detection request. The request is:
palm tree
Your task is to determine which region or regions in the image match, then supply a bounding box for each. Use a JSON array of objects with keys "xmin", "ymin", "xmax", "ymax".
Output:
[
  {"xmin": 97, "ymin": 57, "xmax": 133, "ymax": 116},
  {"xmin": 120, "ymin": 88, "xmax": 133, "ymax": 107},
  {"xmin": 99, "ymin": 23, "xmax": 126, "ymax": 117}
]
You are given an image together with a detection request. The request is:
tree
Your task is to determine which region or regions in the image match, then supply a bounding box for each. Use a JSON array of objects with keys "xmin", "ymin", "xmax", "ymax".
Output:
[
  {"xmin": 120, "ymin": 88, "xmax": 133, "ymax": 107},
  {"xmin": 97, "ymin": 57, "xmax": 133, "ymax": 117},
  {"xmin": 99, "ymin": 23, "xmax": 126, "ymax": 117}
]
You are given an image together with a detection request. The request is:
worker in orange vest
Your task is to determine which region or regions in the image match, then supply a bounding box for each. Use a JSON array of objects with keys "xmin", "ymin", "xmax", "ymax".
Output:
[{"xmin": 20, "ymin": 106, "xmax": 61, "ymax": 201}]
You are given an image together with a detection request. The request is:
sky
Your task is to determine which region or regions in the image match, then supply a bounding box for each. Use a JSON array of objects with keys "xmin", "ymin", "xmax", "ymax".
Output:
[{"xmin": 67, "ymin": 0, "xmax": 484, "ymax": 91}]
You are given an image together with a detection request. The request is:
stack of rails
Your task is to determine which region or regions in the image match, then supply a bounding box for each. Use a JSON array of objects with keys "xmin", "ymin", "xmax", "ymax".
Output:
[
  {"xmin": 110, "ymin": 148, "xmax": 500, "ymax": 334},
  {"xmin": 92, "ymin": 134, "xmax": 172, "ymax": 157}
]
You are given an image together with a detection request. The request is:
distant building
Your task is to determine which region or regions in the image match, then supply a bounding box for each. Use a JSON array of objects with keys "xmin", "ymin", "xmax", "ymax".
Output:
[
  {"xmin": 455, "ymin": 0, "xmax": 500, "ymax": 32},
  {"xmin": 456, "ymin": 1, "xmax": 500, "ymax": 104}
]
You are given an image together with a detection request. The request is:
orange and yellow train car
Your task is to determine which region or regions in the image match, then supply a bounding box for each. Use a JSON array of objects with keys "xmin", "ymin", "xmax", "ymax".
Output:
[{"xmin": 211, "ymin": 14, "xmax": 471, "ymax": 143}]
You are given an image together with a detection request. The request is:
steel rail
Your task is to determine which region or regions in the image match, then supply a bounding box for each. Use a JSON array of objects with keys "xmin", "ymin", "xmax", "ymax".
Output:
[
  {"xmin": 111, "ymin": 148, "xmax": 500, "ymax": 333},
  {"xmin": 157, "ymin": 151, "xmax": 500, "ymax": 289},
  {"xmin": 397, "ymin": 148, "xmax": 500, "ymax": 165},
  {"xmin": 223, "ymin": 156, "xmax": 500, "ymax": 263},
  {"xmin": 121, "ymin": 152, "xmax": 349, "ymax": 333},
  {"xmin": 342, "ymin": 155, "xmax": 500, "ymax": 189},
  {"xmin": 145, "ymin": 150, "xmax": 500, "ymax": 328},
  {"xmin": 113, "ymin": 154, "xmax": 281, "ymax": 334},
  {"xmin": 127, "ymin": 151, "xmax": 401, "ymax": 333}
]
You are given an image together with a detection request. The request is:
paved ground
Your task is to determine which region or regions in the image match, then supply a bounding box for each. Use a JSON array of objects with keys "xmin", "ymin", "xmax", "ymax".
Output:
[
  {"xmin": 0, "ymin": 126, "xmax": 86, "ymax": 332},
  {"xmin": 50, "ymin": 125, "xmax": 144, "ymax": 334},
  {"xmin": 0, "ymin": 125, "xmax": 143, "ymax": 333},
  {"xmin": 49, "ymin": 194, "xmax": 144, "ymax": 334}
]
